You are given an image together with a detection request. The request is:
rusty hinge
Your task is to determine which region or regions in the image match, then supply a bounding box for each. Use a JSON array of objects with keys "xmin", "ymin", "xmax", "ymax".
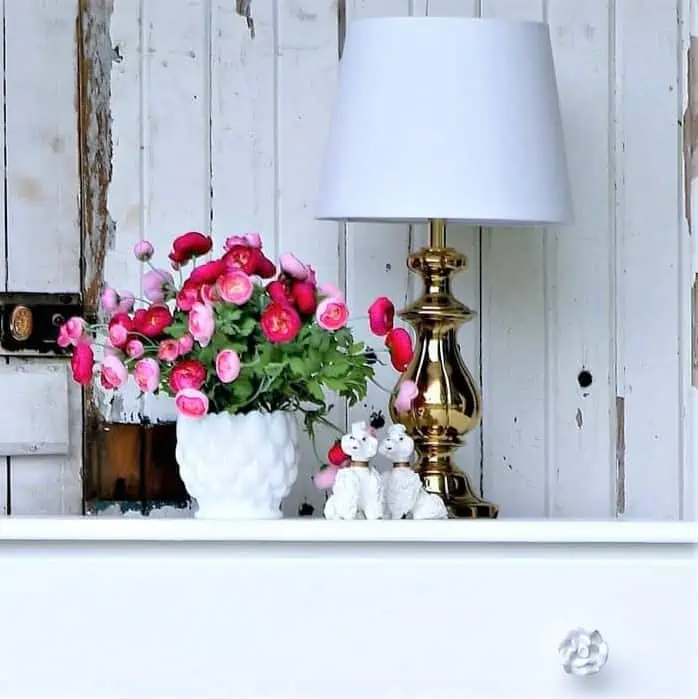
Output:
[{"xmin": 0, "ymin": 292, "xmax": 83, "ymax": 355}]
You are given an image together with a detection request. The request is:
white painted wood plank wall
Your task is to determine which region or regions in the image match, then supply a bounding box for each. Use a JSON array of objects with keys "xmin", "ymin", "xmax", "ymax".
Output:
[{"xmin": 1, "ymin": 0, "xmax": 693, "ymax": 520}]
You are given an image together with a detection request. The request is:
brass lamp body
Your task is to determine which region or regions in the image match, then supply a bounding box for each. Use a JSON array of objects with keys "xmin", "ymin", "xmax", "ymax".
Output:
[{"xmin": 388, "ymin": 219, "xmax": 499, "ymax": 519}]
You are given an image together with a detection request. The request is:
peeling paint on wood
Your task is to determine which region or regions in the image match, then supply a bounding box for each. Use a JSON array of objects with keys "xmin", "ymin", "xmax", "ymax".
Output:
[
  {"xmin": 236, "ymin": 0, "xmax": 255, "ymax": 39},
  {"xmin": 683, "ymin": 37, "xmax": 698, "ymax": 234},
  {"xmin": 615, "ymin": 396, "xmax": 626, "ymax": 516}
]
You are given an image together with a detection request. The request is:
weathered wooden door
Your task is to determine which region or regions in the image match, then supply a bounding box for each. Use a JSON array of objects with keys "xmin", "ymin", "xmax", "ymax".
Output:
[{"xmin": 0, "ymin": 2, "xmax": 83, "ymax": 515}]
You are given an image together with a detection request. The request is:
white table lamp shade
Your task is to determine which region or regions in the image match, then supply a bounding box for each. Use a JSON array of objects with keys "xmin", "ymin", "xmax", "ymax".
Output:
[{"xmin": 316, "ymin": 18, "xmax": 573, "ymax": 225}]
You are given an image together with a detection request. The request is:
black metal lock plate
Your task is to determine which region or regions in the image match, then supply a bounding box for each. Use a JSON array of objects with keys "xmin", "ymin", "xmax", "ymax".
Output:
[{"xmin": 0, "ymin": 292, "xmax": 83, "ymax": 355}]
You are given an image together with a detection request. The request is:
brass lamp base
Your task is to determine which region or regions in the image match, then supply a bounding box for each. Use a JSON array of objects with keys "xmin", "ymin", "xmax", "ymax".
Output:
[{"xmin": 388, "ymin": 219, "xmax": 499, "ymax": 519}]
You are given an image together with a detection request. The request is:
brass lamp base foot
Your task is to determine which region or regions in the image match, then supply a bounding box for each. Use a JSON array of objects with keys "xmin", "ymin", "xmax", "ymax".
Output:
[{"xmin": 422, "ymin": 471, "xmax": 499, "ymax": 519}]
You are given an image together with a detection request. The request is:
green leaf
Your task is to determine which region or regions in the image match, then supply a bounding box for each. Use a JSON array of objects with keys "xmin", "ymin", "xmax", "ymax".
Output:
[
  {"xmin": 290, "ymin": 357, "xmax": 306, "ymax": 377},
  {"xmin": 307, "ymin": 381, "xmax": 325, "ymax": 402}
]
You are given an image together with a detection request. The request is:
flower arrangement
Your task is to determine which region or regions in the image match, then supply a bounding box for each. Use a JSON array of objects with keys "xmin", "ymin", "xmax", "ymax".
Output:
[{"xmin": 59, "ymin": 232, "xmax": 417, "ymax": 460}]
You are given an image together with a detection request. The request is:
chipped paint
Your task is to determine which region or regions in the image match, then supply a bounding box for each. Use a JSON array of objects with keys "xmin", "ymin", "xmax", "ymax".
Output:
[
  {"xmin": 575, "ymin": 408, "xmax": 583, "ymax": 429},
  {"xmin": 615, "ymin": 396, "xmax": 626, "ymax": 516},
  {"xmin": 337, "ymin": 0, "xmax": 346, "ymax": 59},
  {"xmin": 236, "ymin": 0, "xmax": 255, "ymax": 39},
  {"xmin": 682, "ymin": 37, "xmax": 698, "ymax": 234}
]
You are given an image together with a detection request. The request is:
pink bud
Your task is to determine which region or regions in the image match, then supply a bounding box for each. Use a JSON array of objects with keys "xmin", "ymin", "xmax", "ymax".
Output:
[
  {"xmin": 313, "ymin": 465, "xmax": 339, "ymax": 490},
  {"xmin": 279, "ymin": 252, "xmax": 309, "ymax": 281},
  {"xmin": 100, "ymin": 288, "xmax": 119, "ymax": 314},
  {"xmin": 134, "ymin": 358, "xmax": 160, "ymax": 393},
  {"xmin": 125, "ymin": 339, "xmax": 144, "ymax": 359},
  {"xmin": 133, "ymin": 240, "xmax": 154, "ymax": 262},
  {"xmin": 215, "ymin": 349, "xmax": 241, "ymax": 384},
  {"xmin": 178, "ymin": 334, "xmax": 194, "ymax": 355},
  {"xmin": 157, "ymin": 339, "xmax": 180, "ymax": 363}
]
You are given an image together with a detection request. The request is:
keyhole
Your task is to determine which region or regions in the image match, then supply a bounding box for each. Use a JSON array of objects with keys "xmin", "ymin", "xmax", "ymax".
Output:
[
  {"xmin": 52, "ymin": 313, "xmax": 64, "ymax": 327},
  {"xmin": 578, "ymin": 370, "xmax": 593, "ymax": 389}
]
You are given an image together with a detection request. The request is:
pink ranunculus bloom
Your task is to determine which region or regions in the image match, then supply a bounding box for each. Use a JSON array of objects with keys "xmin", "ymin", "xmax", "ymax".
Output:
[
  {"xmin": 70, "ymin": 341, "xmax": 94, "ymax": 385},
  {"xmin": 224, "ymin": 233, "xmax": 262, "ymax": 250},
  {"xmin": 133, "ymin": 240, "xmax": 154, "ymax": 262},
  {"xmin": 125, "ymin": 339, "xmax": 145, "ymax": 359},
  {"xmin": 100, "ymin": 354, "xmax": 128, "ymax": 390},
  {"xmin": 317, "ymin": 281, "xmax": 344, "ymax": 301},
  {"xmin": 313, "ymin": 464, "xmax": 339, "ymax": 490},
  {"xmin": 394, "ymin": 379, "xmax": 419, "ymax": 414},
  {"xmin": 217, "ymin": 270, "xmax": 253, "ymax": 305},
  {"xmin": 215, "ymin": 349, "xmax": 241, "ymax": 384},
  {"xmin": 143, "ymin": 268, "xmax": 175, "ymax": 303},
  {"xmin": 117, "ymin": 290, "xmax": 135, "ymax": 313},
  {"xmin": 100, "ymin": 287, "xmax": 119, "ymax": 314},
  {"xmin": 175, "ymin": 388, "xmax": 209, "ymax": 419},
  {"xmin": 188, "ymin": 302, "xmax": 215, "ymax": 347},
  {"xmin": 279, "ymin": 252, "xmax": 309, "ymax": 281},
  {"xmin": 200, "ymin": 283, "xmax": 221, "ymax": 305},
  {"xmin": 316, "ymin": 297, "xmax": 349, "ymax": 331},
  {"xmin": 368, "ymin": 296, "xmax": 395, "ymax": 337},
  {"xmin": 134, "ymin": 358, "xmax": 160, "ymax": 393},
  {"xmin": 177, "ymin": 334, "xmax": 194, "ymax": 355},
  {"xmin": 157, "ymin": 339, "xmax": 180, "ymax": 362},
  {"xmin": 108, "ymin": 322, "xmax": 129, "ymax": 349}
]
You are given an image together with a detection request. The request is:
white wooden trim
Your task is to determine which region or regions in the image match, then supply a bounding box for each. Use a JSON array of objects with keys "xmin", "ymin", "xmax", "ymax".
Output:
[{"xmin": 1, "ymin": 517, "xmax": 696, "ymax": 544}]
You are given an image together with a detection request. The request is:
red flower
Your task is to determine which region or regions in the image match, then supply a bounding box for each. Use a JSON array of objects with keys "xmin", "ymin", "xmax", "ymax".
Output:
[
  {"xmin": 186, "ymin": 260, "xmax": 226, "ymax": 286},
  {"xmin": 137, "ymin": 305, "xmax": 173, "ymax": 338},
  {"xmin": 327, "ymin": 440, "xmax": 350, "ymax": 467},
  {"xmin": 385, "ymin": 327, "xmax": 414, "ymax": 372},
  {"xmin": 260, "ymin": 303, "xmax": 302, "ymax": 343},
  {"xmin": 368, "ymin": 296, "xmax": 395, "ymax": 336},
  {"xmin": 256, "ymin": 254, "xmax": 277, "ymax": 279},
  {"xmin": 176, "ymin": 280, "xmax": 200, "ymax": 311},
  {"xmin": 169, "ymin": 231, "xmax": 212, "ymax": 266},
  {"xmin": 266, "ymin": 280, "xmax": 292, "ymax": 305},
  {"xmin": 222, "ymin": 245, "xmax": 262, "ymax": 275},
  {"xmin": 107, "ymin": 312, "xmax": 134, "ymax": 348},
  {"xmin": 70, "ymin": 342, "xmax": 94, "ymax": 385},
  {"xmin": 291, "ymin": 281, "xmax": 317, "ymax": 315},
  {"xmin": 169, "ymin": 359, "xmax": 207, "ymax": 393}
]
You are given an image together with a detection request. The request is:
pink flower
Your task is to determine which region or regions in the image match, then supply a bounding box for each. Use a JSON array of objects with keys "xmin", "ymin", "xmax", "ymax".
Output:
[
  {"xmin": 134, "ymin": 358, "xmax": 160, "ymax": 393},
  {"xmin": 200, "ymin": 283, "xmax": 220, "ymax": 305},
  {"xmin": 169, "ymin": 359, "xmax": 206, "ymax": 393},
  {"xmin": 317, "ymin": 282, "xmax": 344, "ymax": 301},
  {"xmin": 133, "ymin": 240, "xmax": 154, "ymax": 262},
  {"xmin": 313, "ymin": 464, "xmax": 339, "ymax": 490},
  {"xmin": 224, "ymin": 233, "xmax": 262, "ymax": 250},
  {"xmin": 100, "ymin": 288, "xmax": 119, "ymax": 314},
  {"xmin": 58, "ymin": 317, "xmax": 86, "ymax": 348},
  {"xmin": 316, "ymin": 297, "xmax": 349, "ymax": 331},
  {"xmin": 108, "ymin": 322, "xmax": 128, "ymax": 348},
  {"xmin": 217, "ymin": 270, "xmax": 253, "ymax": 305},
  {"xmin": 260, "ymin": 303, "xmax": 302, "ymax": 343},
  {"xmin": 125, "ymin": 339, "xmax": 144, "ymax": 359},
  {"xmin": 188, "ymin": 302, "xmax": 215, "ymax": 347},
  {"xmin": 215, "ymin": 349, "xmax": 241, "ymax": 383},
  {"xmin": 368, "ymin": 296, "xmax": 395, "ymax": 337},
  {"xmin": 385, "ymin": 327, "xmax": 414, "ymax": 372},
  {"xmin": 70, "ymin": 342, "xmax": 94, "ymax": 385},
  {"xmin": 143, "ymin": 269, "xmax": 175, "ymax": 303},
  {"xmin": 279, "ymin": 252, "xmax": 308, "ymax": 280},
  {"xmin": 117, "ymin": 290, "xmax": 135, "ymax": 313},
  {"xmin": 176, "ymin": 281, "xmax": 200, "ymax": 311},
  {"xmin": 394, "ymin": 379, "xmax": 419, "ymax": 414},
  {"xmin": 175, "ymin": 388, "xmax": 209, "ymax": 419},
  {"xmin": 178, "ymin": 334, "xmax": 194, "ymax": 355},
  {"xmin": 100, "ymin": 355, "xmax": 128, "ymax": 390},
  {"xmin": 158, "ymin": 339, "xmax": 180, "ymax": 362}
]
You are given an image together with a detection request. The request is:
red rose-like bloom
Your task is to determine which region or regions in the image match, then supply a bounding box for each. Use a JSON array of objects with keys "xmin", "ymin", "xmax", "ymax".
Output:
[
  {"xmin": 260, "ymin": 303, "xmax": 302, "ymax": 343},
  {"xmin": 176, "ymin": 280, "xmax": 200, "ymax": 311},
  {"xmin": 266, "ymin": 280, "xmax": 292, "ymax": 305},
  {"xmin": 223, "ymin": 245, "xmax": 262, "ymax": 275},
  {"xmin": 385, "ymin": 327, "xmax": 414, "ymax": 372},
  {"xmin": 70, "ymin": 342, "xmax": 94, "ymax": 385},
  {"xmin": 186, "ymin": 260, "xmax": 226, "ymax": 286},
  {"xmin": 327, "ymin": 440, "xmax": 350, "ymax": 467},
  {"xmin": 169, "ymin": 359, "xmax": 207, "ymax": 393},
  {"xmin": 291, "ymin": 281, "xmax": 317, "ymax": 315},
  {"xmin": 368, "ymin": 296, "xmax": 395, "ymax": 337},
  {"xmin": 255, "ymin": 254, "xmax": 277, "ymax": 279},
  {"xmin": 169, "ymin": 231, "xmax": 212, "ymax": 266},
  {"xmin": 138, "ymin": 305, "xmax": 173, "ymax": 338}
]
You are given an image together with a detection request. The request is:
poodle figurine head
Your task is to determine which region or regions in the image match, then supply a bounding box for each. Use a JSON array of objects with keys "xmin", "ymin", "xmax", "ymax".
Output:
[
  {"xmin": 378, "ymin": 424, "xmax": 415, "ymax": 463},
  {"xmin": 340, "ymin": 421, "xmax": 378, "ymax": 463}
]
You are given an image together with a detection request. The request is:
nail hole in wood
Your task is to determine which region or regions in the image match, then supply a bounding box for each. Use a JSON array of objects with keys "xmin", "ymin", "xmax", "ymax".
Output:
[{"xmin": 578, "ymin": 370, "xmax": 593, "ymax": 389}]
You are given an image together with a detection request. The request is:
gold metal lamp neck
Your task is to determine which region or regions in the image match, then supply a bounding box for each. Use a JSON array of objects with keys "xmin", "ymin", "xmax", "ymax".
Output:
[{"xmin": 428, "ymin": 218, "xmax": 447, "ymax": 248}]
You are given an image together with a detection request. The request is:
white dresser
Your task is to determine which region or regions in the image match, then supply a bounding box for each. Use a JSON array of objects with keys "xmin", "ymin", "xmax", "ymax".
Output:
[{"xmin": 0, "ymin": 519, "xmax": 696, "ymax": 698}]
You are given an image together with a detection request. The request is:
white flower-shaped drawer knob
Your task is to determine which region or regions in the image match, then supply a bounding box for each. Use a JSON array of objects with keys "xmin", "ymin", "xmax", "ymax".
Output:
[{"xmin": 559, "ymin": 627, "xmax": 609, "ymax": 676}]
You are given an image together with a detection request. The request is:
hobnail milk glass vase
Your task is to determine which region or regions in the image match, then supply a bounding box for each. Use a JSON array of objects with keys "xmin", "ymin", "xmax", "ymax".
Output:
[{"xmin": 175, "ymin": 410, "xmax": 300, "ymax": 519}]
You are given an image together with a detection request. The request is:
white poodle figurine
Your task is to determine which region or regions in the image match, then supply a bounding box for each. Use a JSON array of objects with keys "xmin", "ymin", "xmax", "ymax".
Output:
[
  {"xmin": 324, "ymin": 421, "xmax": 385, "ymax": 520},
  {"xmin": 379, "ymin": 424, "xmax": 448, "ymax": 520}
]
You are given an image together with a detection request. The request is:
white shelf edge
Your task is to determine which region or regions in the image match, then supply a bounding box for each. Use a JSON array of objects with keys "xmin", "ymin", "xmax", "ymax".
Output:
[{"xmin": 0, "ymin": 517, "xmax": 697, "ymax": 544}]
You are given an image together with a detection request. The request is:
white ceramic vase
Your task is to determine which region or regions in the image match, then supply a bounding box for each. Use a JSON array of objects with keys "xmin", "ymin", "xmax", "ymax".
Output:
[{"xmin": 175, "ymin": 410, "xmax": 300, "ymax": 519}]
